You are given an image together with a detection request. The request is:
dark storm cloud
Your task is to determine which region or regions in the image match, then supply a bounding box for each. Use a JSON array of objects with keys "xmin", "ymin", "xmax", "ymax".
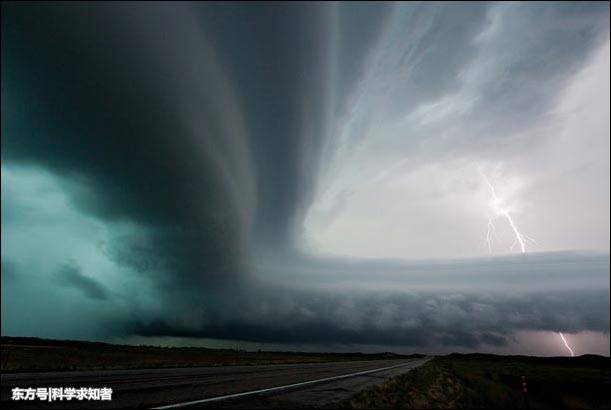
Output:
[
  {"xmin": 4, "ymin": 2, "xmax": 606, "ymax": 280},
  {"xmin": 453, "ymin": 1, "xmax": 611, "ymax": 152},
  {"xmin": 128, "ymin": 253, "xmax": 609, "ymax": 348},
  {"xmin": 1, "ymin": 260, "xmax": 19, "ymax": 284},
  {"xmin": 2, "ymin": 2, "xmax": 609, "ymax": 351},
  {"xmin": 0, "ymin": 1, "xmax": 375, "ymax": 276},
  {"xmin": 56, "ymin": 262, "xmax": 109, "ymax": 301},
  {"xmin": 129, "ymin": 278, "xmax": 609, "ymax": 347},
  {"xmin": 121, "ymin": 251, "xmax": 608, "ymax": 348},
  {"xmin": 2, "ymin": 2, "xmax": 255, "ymax": 289},
  {"xmin": 368, "ymin": 3, "xmax": 491, "ymax": 117},
  {"xmin": 479, "ymin": 333, "xmax": 507, "ymax": 347},
  {"xmin": 193, "ymin": 3, "xmax": 387, "ymax": 246},
  {"xmin": 339, "ymin": 2, "xmax": 610, "ymax": 165}
]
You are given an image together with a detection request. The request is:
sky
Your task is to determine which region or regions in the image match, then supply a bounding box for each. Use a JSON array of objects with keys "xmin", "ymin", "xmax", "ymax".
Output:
[{"xmin": 1, "ymin": 2, "xmax": 609, "ymax": 356}]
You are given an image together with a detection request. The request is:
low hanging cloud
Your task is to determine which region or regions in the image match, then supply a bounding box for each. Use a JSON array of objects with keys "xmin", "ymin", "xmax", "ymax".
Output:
[
  {"xmin": 56, "ymin": 262, "xmax": 109, "ymax": 301},
  {"xmin": 131, "ymin": 285, "xmax": 609, "ymax": 348},
  {"xmin": 128, "ymin": 251, "xmax": 609, "ymax": 347}
]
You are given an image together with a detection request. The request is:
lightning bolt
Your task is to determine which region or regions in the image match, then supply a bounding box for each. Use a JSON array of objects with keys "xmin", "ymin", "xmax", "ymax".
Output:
[
  {"xmin": 481, "ymin": 173, "xmax": 534, "ymax": 254},
  {"xmin": 480, "ymin": 171, "xmax": 572, "ymax": 356},
  {"xmin": 559, "ymin": 332, "xmax": 575, "ymax": 357},
  {"xmin": 486, "ymin": 219, "xmax": 496, "ymax": 254}
]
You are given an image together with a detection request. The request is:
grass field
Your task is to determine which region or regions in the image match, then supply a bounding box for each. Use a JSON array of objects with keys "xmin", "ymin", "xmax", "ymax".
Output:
[
  {"xmin": 1, "ymin": 336, "xmax": 418, "ymax": 373},
  {"xmin": 344, "ymin": 353, "xmax": 610, "ymax": 409}
]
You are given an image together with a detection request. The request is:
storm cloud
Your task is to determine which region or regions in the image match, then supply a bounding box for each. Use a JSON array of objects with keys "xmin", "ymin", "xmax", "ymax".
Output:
[
  {"xmin": 2, "ymin": 2, "xmax": 609, "ymax": 354},
  {"xmin": 56, "ymin": 262, "xmax": 109, "ymax": 301}
]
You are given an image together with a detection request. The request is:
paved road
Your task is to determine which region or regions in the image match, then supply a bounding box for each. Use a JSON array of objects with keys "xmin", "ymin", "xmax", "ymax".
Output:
[{"xmin": 1, "ymin": 358, "xmax": 430, "ymax": 409}]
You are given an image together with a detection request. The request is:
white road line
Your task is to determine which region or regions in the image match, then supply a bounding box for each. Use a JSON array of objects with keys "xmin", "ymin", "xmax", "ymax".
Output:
[{"xmin": 151, "ymin": 359, "xmax": 424, "ymax": 409}]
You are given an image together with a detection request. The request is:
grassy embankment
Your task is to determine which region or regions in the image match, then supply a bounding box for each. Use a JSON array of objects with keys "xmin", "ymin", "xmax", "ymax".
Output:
[
  {"xmin": 1, "ymin": 336, "xmax": 419, "ymax": 373},
  {"xmin": 345, "ymin": 353, "xmax": 610, "ymax": 409}
]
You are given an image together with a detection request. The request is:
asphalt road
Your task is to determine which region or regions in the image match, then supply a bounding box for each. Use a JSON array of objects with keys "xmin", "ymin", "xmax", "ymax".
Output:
[{"xmin": 1, "ymin": 358, "xmax": 430, "ymax": 409}]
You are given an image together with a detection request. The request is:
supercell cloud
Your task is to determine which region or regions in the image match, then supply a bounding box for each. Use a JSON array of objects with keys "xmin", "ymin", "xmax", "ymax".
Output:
[{"xmin": 1, "ymin": 2, "xmax": 609, "ymax": 355}]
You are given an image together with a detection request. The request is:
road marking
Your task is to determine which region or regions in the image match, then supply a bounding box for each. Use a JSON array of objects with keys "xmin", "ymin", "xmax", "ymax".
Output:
[{"xmin": 152, "ymin": 359, "xmax": 426, "ymax": 409}]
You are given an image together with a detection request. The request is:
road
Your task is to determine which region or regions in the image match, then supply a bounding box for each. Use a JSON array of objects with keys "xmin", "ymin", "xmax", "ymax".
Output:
[{"xmin": 2, "ymin": 358, "xmax": 430, "ymax": 408}]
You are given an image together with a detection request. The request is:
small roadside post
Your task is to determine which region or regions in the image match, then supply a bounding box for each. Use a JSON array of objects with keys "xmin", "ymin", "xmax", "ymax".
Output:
[{"xmin": 521, "ymin": 375, "xmax": 529, "ymax": 409}]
